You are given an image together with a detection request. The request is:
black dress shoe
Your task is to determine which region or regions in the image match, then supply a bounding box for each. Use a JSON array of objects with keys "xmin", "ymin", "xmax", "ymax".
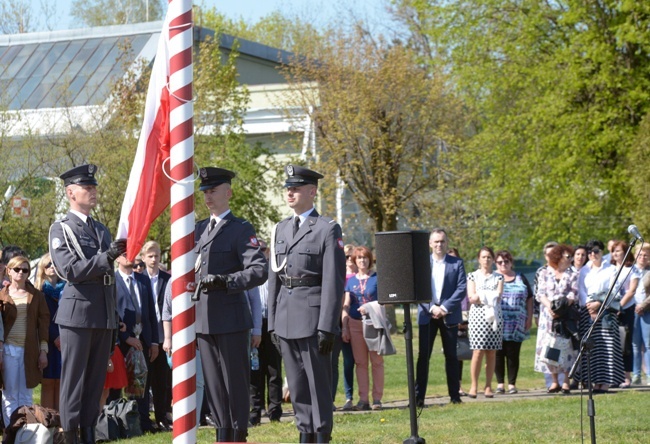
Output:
[
  {"xmin": 415, "ymin": 398, "xmax": 425, "ymax": 408},
  {"xmin": 449, "ymin": 398, "xmax": 463, "ymax": 405},
  {"xmin": 249, "ymin": 415, "xmax": 261, "ymax": 427}
]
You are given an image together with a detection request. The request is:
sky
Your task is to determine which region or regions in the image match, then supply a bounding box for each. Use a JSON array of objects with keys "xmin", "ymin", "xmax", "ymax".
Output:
[{"xmin": 37, "ymin": 0, "xmax": 394, "ymax": 33}]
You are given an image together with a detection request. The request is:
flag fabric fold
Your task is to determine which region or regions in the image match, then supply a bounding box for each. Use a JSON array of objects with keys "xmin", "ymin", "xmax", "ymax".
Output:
[{"xmin": 117, "ymin": 16, "xmax": 173, "ymax": 260}]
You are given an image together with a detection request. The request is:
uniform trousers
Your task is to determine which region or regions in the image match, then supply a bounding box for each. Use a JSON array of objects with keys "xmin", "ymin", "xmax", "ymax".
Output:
[
  {"xmin": 197, "ymin": 330, "xmax": 250, "ymax": 431},
  {"xmin": 2, "ymin": 345, "xmax": 32, "ymax": 425},
  {"xmin": 348, "ymin": 318, "xmax": 384, "ymax": 403},
  {"xmin": 59, "ymin": 327, "xmax": 112, "ymax": 430},
  {"xmin": 280, "ymin": 335, "xmax": 333, "ymax": 434}
]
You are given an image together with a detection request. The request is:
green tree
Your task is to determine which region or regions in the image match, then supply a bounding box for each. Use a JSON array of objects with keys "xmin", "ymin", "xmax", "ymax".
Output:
[
  {"xmin": 282, "ymin": 27, "xmax": 466, "ymax": 233},
  {"xmin": 71, "ymin": 0, "xmax": 166, "ymax": 27},
  {"xmin": 392, "ymin": 0, "xmax": 650, "ymax": 254}
]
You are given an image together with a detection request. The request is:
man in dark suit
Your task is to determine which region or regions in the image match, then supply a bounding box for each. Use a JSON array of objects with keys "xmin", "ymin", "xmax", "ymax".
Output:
[
  {"xmin": 49, "ymin": 164, "xmax": 126, "ymax": 444},
  {"xmin": 114, "ymin": 254, "xmax": 159, "ymax": 433},
  {"xmin": 195, "ymin": 167, "xmax": 267, "ymax": 443},
  {"xmin": 267, "ymin": 165, "xmax": 346, "ymax": 444},
  {"xmin": 415, "ymin": 228, "xmax": 468, "ymax": 406},
  {"xmin": 249, "ymin": 239, "xmax": 283, "ymax": 426},
  {"xmin": 140, "ymin": 240, "xmax": 172, "ymax": 431}
]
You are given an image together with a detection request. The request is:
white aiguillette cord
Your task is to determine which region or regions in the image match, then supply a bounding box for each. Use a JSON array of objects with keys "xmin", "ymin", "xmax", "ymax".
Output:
[{"xmin": 270, "ymin": 222, "xmax": 287, "ymax": 273}]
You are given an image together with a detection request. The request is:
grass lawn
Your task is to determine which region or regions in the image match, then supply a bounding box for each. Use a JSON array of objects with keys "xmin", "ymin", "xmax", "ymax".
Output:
[{"xmin": 36, "ymin": 307, "xmax": 650, "ymax": 443}]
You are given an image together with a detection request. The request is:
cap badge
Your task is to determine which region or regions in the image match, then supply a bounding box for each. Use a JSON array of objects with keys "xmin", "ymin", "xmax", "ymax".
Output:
[
  {"xmin": 88, "ymin": 165, "xmax": 95, "ymax": 174},
  {"xmin": 200, "ymin": 168, "xmax": 207, "ymax": 178},
  {"xmin": 287, "ymin": 165, "xmax": 294, "ymax": 176}
]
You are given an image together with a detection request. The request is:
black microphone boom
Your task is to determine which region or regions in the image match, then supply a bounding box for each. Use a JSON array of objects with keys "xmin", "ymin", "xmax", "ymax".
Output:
[{"xmin": 628, "ymin": 224, "xmax": 644, "ymax": 242}]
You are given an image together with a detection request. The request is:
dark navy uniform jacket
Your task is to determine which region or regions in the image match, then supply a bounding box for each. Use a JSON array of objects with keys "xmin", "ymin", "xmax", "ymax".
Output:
[{"xmin": 194, "ymin": 212, "xmax": 268, "ymax": 335}]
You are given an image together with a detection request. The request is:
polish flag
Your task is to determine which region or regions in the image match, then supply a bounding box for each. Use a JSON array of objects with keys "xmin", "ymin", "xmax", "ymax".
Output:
[{"xmin": 117, "ymin": 16, "xmax": 172, "ymax": 260}]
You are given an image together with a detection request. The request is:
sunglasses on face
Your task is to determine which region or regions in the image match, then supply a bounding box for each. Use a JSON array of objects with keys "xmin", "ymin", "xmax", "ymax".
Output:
[
  {"xmin": 134, "ymin": 263, "xmax": 144, "ymax": 268},
  {"xmin": 44, "ymin": 262, "xmax": 53, "ymax": 269},
  {"xmin": 589, "ymin": 249, "xmax": 601, "ymax": 255},
  {"xmin": 496, "ymin": 260, "xmax": 510, "ymax": 265},
  {"xmin": 346, "ymin": 255, "xmax": 352, "ymax": 260},
  {"xmin": 12, "ymin": 268, "xmax": 29, "ymax": 274},
  {"xmin": 563, "ymin": 254, "xmax": 572, "ymax": 259}
]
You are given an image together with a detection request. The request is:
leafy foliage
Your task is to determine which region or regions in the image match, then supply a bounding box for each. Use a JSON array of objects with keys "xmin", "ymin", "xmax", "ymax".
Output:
[
  {"xmin": 282, "ymin": 28, "xmax": 466, "ymax": 233},
  {"xmin": 392, "ymin": 0, "xmax": 650, "ymax": 254}
]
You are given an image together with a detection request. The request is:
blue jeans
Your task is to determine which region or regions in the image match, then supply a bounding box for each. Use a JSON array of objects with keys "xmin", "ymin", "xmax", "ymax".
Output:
[{"xmin": 632, "ymin": 311, "xmax": 650, "ymax": 378}]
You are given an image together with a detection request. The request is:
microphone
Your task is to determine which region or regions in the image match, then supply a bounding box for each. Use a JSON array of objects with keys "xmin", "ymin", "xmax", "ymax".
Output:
[{"xmin": 628, "ymin": 224, "xmax": 644, "ymax": 242}]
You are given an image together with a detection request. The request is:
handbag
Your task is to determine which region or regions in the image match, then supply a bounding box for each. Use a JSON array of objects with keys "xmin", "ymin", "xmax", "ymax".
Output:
[
  {"xmin": 104, "ymin": 398, "xmax": 142, "ymax": 438},
  {"xmin": 456, "ymin": 336, "xmax": 472, "ymax": 361},
  {"xmin": 95, "ymin": 409, "xmax": 120, "ymax": 442},
  {"xmin": 540, "ymin": 334, "xmax": 571, "ymax": 367},
  {"xmin": 15, "ymin": 423, "xmax": 53, "ymax": 444}
]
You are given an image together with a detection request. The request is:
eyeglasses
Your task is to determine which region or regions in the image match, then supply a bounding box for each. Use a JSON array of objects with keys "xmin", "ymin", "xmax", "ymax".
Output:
[
  {"xmin": 44, "ymin": 262, "xmax": 53, "ymax": 269},
  {"xmin": 12, "ymin": 268, "xmax": 29, "ymax": 274},
  {"xmin": 563, "ymin": 254, "xmax": 572, "ymax": 259},
  {"xmin": 134, "ymin": 263, "xmax": 144, "ymax": 268},
  {"xmin": 589, "ymin": 249, "xmax": 601, "ymax": 255},
  {"xmin": 496, "ymin": 260, "xmax": 510, "ymax": 265},
  {"xmin": 346, "ymin": 255, "xmax": 352, "ymax": 260}
]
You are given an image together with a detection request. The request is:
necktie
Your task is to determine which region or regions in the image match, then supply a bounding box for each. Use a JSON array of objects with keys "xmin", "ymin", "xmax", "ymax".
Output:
[
  {"xmin": 87, "ymin": 216, "xmax": 95, "ymax": 232},
  {"xmin": 127, "ymin": 276, "xmax": 142, "ymax": 325},
  {"xmin": 293, "ymin": 216, "xmax": 300, "ymax": 237},
  {"xmin": 209, "ymin": 218, "xmax": 217, "ymax": 233}
]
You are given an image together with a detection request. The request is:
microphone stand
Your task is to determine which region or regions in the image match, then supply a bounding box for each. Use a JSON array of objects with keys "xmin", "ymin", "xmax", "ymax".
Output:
[
  {"xmin": 402, "ymin": 303, "xmax": 425, "ymax": 444},
  {"xmin": 569, "ymin": 238, "xmax": 638, "ymax": 444}
]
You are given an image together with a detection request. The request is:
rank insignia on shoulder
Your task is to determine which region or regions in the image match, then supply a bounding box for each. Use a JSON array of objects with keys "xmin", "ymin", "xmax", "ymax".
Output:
[
  {"xmin": 52, "ymin": 238, "xmax": 62, "ymax": 249},
  {"xmin": 250, "ymin": 236, "xmax": 260, "ymax": 247},
  {"xmin": 337, "ymin": 238, "xmax": 344, "ymax": 249}
]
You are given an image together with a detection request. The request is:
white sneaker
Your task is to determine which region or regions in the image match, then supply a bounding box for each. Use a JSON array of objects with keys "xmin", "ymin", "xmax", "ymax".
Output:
[{"xmin": 342, "ymin": 399, "xmax": 353, "ymax": 410}]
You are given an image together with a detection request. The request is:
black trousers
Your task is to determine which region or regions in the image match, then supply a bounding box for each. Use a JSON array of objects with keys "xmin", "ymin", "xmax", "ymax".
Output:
[
  {"xmin": 149, "ymin": 346, "xmax": 171, "ymax": 423},
  {"xmin": 495, "ymin": 340, "xmax": 523, "ymax": 385},
  {"xmin": 250, "ymin": 318, "xmax": 283, "ymax": 421},
  {"xmin": 415, "ymin": 317, "xmax": 460, "ymax": 402}
]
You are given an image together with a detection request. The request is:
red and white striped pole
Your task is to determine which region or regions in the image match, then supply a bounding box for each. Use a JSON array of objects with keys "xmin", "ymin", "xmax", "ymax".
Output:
[{"xmin": 168, "ymin": 1, "xmax": 196, "ymax": 443}]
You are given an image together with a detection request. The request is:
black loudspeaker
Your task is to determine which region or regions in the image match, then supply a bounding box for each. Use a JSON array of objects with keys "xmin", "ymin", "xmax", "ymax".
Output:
[{"xmin": 375, "ymin": 230, "xmax": 432, "ymax": 305}]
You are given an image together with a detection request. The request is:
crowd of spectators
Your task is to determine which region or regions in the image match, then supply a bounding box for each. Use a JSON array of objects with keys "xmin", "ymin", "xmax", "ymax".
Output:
[{"xmin": 1, "ymin": 227, "xmax": 649, "ymax": 440}]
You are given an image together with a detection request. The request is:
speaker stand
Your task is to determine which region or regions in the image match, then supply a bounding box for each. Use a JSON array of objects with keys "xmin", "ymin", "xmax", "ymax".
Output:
[{"xmin": 402, "ymin": 303, "xmax": 425, "ymax": 444}]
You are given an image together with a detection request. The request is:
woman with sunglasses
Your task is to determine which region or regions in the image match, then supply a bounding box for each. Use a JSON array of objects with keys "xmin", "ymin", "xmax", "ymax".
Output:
[
  {"xmin": 576, "ymin": 240, "xmax": 624, "ymax": 392},
  {"xmin": 34, "ymin": 253, "xmax": 65, "ymax": 411},
  {"xmin": 0, "ymin": 256, "xmax": 50, "ymax": 425},
  {"xmin": 494, "ymin": 250, "xmax": 533, "ymax": 395}
]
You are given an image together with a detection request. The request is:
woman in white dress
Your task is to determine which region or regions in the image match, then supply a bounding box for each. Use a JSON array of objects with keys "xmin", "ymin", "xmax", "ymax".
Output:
[{"xmin": 467, "ymin": 247, "xmax": 503, "ymax": 398}]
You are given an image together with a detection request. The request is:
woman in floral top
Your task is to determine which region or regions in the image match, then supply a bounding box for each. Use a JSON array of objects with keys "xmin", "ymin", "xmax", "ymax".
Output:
[{"xmin": 534, "ymin": 244, "xmax": 578, "ymax": 394}]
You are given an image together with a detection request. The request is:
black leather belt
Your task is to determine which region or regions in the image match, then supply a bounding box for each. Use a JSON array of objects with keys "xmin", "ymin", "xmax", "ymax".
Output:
[
  {"xmin": 74, "ymin": 275, "xmax": 115, "ymax": 286},
  {"xmin": 280, "ymin": 276, "xmax": 322, "ymax": 289}
]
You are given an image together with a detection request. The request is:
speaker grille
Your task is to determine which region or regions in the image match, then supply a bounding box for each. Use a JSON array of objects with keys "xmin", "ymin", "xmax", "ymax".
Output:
[{"xmin": 375, "ymin": 231, "xmax": 432, "ymax": 305}]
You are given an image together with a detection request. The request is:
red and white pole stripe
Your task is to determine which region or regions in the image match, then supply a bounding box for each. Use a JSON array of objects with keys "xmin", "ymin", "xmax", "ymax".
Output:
[{"xmin": 168, "ymin": 1, "xmax": 196, "ymax": 443}]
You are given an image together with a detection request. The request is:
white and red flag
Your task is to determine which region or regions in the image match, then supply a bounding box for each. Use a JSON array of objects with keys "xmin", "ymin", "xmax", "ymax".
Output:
[{"xmin": 116, "ymin": 14, "xmax": 172, "ymax": 260}]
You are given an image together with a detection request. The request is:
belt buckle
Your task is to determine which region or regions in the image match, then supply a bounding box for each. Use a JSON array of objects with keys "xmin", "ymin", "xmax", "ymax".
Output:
[
  {"xmin": 285, "ymin": 276, "xmax": 293, "ymax": 288},
  {"xmin": 104, "ymin": 274, "xmax": 115, "ymax": 286}
]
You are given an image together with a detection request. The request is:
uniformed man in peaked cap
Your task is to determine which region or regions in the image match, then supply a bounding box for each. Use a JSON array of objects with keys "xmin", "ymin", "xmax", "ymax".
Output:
[
  {"xmin": 194, "ymin": 167, "xmax": 267, "ymax": 443},
  {"xmin": 49, "ymin": 164, "xmax": 126, "ymax": 444},
  {"xmin": 267, "ymin": 165, "xmax": 346, "ymax": 444}
]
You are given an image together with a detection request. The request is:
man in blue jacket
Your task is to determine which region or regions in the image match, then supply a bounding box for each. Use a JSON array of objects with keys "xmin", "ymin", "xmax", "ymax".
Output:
[{"xmin": 415, "ymin": 228, "xmax": 467, "ymax": 406}]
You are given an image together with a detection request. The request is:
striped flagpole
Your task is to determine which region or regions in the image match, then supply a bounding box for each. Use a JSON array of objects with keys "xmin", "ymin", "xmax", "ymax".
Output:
[{"xmin": 168, "ymin": 1, "xmax": 196, "ymax": 443}]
